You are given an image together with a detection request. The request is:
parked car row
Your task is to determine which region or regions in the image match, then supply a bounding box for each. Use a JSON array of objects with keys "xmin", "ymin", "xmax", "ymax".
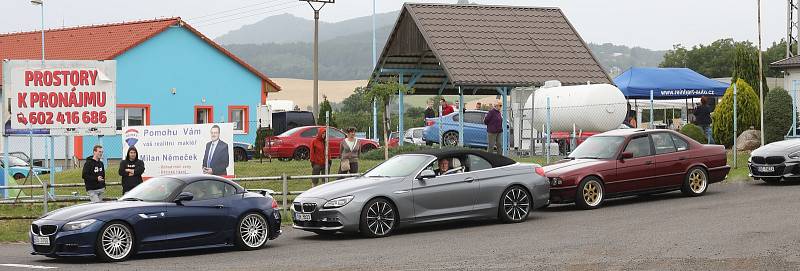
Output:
[
  {"xmin": 29, "ymin": 128, "xmax": 735, "ymax": 263},
  {"xmin": 262, "ymin": 126, "xmax": 380, "ymax": 160}
]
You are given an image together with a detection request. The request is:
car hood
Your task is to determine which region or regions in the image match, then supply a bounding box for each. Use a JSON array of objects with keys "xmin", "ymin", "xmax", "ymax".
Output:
[
  {"xmin": 40, "ymin": 201, "xmax": 165, "ymax": 221},
  {"xmin": 298, "ymin": 176, "xmax": 404, "ymax": 200},
  {"xmin": 543, "ymin": 158, "xmax": 610, "ymax": 176},
  {"xmin": 752, "ymin": 140, "xmax": 800, "ymax": 156}
]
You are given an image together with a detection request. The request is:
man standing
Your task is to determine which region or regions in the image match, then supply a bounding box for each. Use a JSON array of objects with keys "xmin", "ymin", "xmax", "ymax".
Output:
[
  {"xmin": 475, "ymin": 102, "xmax": 482, "ymax": 110},
  {"xmin": 203, "ymin": 125, "xmax": 230, "ymax": 176},
  {"xmin": 441, "ymin": 98, "xmax": 454, "ymax": 116},
  {"xmin": 484, "ymin": 100, "xmax": 503, "ymax": 154},
  {"xmin": 693, "ymin": 96, "xmax": 714, "ymax": 144},
  {"xmin": 82, "ymin": 145, "xmax": 105, "ymax": 203},
  {"xmin": 424, "ymin": 100, "xmax": 436, "ymax": 119}
]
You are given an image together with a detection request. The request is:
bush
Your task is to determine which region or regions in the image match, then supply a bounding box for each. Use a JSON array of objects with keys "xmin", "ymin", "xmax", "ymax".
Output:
[
  {"xmin": 680, "ymin": 123, "xmax": 707, "ymax": 144},
  {"xmin": 764, "ymin": 87, "xmax": 794, "ymax": 144},
  {"xmin": 711, "ymin": 79, "xmax": 761, "ymax": 147},
  {"xmin": 253, "ymin": 127, "xmax": 273, "ymax": 158}
]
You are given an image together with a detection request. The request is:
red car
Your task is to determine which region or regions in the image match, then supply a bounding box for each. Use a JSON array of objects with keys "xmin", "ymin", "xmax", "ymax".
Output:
[
  {"xmin": 544, "ymin": 129, "xmax": 730, "ymax": 209},
  {"xmin": 263, "ymin": 126, "xmax": 380, "ymax": 160}
]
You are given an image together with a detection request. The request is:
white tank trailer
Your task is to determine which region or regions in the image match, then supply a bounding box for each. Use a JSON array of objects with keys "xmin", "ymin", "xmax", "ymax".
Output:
[{"xmin": 524, "ymin": 83, "xmax": 628, "ymax": 132}]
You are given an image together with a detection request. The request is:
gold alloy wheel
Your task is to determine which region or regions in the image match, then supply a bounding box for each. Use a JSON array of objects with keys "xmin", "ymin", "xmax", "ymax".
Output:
[
  {"xmin": 689, "ymin": 169, "xmax": 707, "ymax": 194},
  {"xmin": 582, "ymin": 180, "xmax": 603, "ymax": 206}
]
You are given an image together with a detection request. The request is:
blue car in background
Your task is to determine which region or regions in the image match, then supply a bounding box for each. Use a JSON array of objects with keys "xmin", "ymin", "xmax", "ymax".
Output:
[
  {"xmin": 423, "ymin": 110, "xmax": 512, "ymax": 148},
  {"xmin": 1, "ymin": 155, "xmax": 50, "ymax": 180}
]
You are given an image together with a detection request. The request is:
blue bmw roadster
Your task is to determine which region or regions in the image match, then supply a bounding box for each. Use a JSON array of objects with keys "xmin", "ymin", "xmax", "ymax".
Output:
[{"xmin": 30, "ymin": 175, "xmax": 281, "ymax": 262}]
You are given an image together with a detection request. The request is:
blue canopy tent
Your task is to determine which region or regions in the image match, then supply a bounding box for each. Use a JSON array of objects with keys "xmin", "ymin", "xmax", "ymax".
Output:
[
  {"xmin": 613, "ymin": 67, "xmax": 729, "ymax": 129},
  {"xmin": 614, "ymin": 67, "xmax": 729, "ymax": 99}
]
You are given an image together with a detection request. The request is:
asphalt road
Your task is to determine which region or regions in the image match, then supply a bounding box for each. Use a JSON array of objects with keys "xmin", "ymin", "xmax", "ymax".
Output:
[{"xmin": 1, "ymin": 181, "xmax": 800, "ymax": 271}]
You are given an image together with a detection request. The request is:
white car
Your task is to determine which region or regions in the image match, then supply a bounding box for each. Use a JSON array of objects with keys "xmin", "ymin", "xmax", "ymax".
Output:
[{"xmin": 403, "ymin": 127, "xmax": 425, "ymax": 145}]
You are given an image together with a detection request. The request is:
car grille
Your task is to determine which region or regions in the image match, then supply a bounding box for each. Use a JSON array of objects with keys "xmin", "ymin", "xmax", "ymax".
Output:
[
  {"xmin": 31, "ymin": 224, "xmax": 39, "ymax": 234},
  {"xmin": 31, "ymin": 224, "xmax": 57, "ymax": 236},
  {"xmin": 750, "ymin": 165, "xmax": 786, "ymax": 177},
  {"xmin": 752, "ymin": 156, "xmax": 785, "ymax": 165},
  {"xmin": 32, "ymin": 244, "xmax": 53, "ymax": 254},
  {"xmin": 293, "ymin": 220, "xmax": 342, "ymax": 228},
  {"xmin": 293, "ymin": 202, "xmax": 317, "ymax": 213}
]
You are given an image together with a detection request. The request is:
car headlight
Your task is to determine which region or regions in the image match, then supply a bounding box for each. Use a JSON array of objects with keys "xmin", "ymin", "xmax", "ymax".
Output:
[
  {"xmin": 789, "ymin": 151, "xmax": 800, "ymax": 159},
  {"xmin": 62, "ymin": 219, "xmax": 97, "ymax": 231},
  {"xmin": 323, "ymin": 196, "xmax": 354, "ymax": 209},
  {"xmin": 549, "ymin": 177, "xmax": 563, "ymax": 186}
]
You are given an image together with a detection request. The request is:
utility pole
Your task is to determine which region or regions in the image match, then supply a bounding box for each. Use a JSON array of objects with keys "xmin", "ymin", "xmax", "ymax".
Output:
[
  {"xmin": 301, "ymin": 0, "xmax": 334, "ymax": 119},
  {"xmin": 758, "ymin": 0, "xmax": 765, "ymax": 146},
  {"xmin": 788, "ymin": 0, "xmax": 799, "ymax": 57}
]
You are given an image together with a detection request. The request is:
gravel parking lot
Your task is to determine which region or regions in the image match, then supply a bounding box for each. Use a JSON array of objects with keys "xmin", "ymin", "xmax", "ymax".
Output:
[{"xmin": 1, "ymin": 181, "xmax": 799, "ymax": 271}]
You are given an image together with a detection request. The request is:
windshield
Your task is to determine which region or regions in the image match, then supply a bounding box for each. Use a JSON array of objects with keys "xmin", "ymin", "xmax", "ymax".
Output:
[
  {"xmin": 567, "ymin": 136, "xmax": 625, "ymax": 159},
  {"xmin": 1, "ymin": 156, "xmax": 29, "ymax": 167},
  {"xmin": 279, "ymin": 127, "xmax": 305, "ymax": 136},
  {"xmin": 119, "ymin": 177, "xmax": 184, "ymax": 202},
  {"xmin": 364, "ymin": 154, "xmax": 433, "ymax": 178}
]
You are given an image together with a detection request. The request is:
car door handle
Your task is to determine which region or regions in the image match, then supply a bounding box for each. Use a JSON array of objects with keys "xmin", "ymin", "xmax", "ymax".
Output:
[
  {"xmin": 464, "ymin": 177, "xmax": 475, "ymax": 183},
  {"xmin": 679, "ymin": 157, "xmax": 686, "ymax": 161},
  {"xmin": 214, "ymin": 204, "xmax": 225, "ymax": 209},
  {"xmin": 644, "ymin": 161, "xmax": 653, "ymax": 165}
]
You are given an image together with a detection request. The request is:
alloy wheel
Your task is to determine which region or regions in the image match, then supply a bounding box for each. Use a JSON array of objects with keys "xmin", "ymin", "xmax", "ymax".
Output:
[
  {"xmin": 365, "ymin": 201, "xmax": 395, "ymax": 236},
  {"xmin": 442, "ymin": 132, "xmax": 459, "ymax": 146},
  {"xmin": 503, "ymin": 187, "xmax": 530, "ymax": 221},
  {"xmin": 294, "ymin": 147, "xmax": 310, "ymax": 160},
  {"xmin": 239, "ymin": 213, "xmax": 269, "ymax": 248},
  {"xmin": 101, "ymin": 224, "xmax": 133, "ymax": 260},
  {"xmin": 688, "ymin": 169, "xmax": 707, "ymax": 194},
  {"xmin": 582, "ymin": 180, "xmax": 603, "ymax": 207}
]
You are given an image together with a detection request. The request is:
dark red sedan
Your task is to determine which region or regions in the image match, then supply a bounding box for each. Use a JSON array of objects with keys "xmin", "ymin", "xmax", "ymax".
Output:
[
  {"xmin": 263, "ymin": 126, "xmax": 380, "ymax": 160},
  {"xmin": 544, "ymin": 129, "xmax": 730, "ymax": 209}
]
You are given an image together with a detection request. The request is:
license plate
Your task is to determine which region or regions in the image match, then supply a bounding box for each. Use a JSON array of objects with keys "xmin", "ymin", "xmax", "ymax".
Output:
[
  {"xmin": 295, "ymin": 213, "xmax": 312, "ymax": 221},
  {"xmin": 32, "ymin": 235, "xmax": 49, "ymax": 246},
  {"xmin": 759, "ymin": 166, "xmax": 775, "ymax": 172}
]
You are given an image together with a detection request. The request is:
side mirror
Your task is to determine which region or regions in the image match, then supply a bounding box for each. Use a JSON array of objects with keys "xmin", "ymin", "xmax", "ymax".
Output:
[
  {"xmin": 175, "ymin": 192, "xmax": 193, "ymax": 204},
  {"xmin": 620, "ymin": 152, "xmax": 634, "ymax": 160},
  {"xmin": 418, "ymin": 169, "xmax": 436, "ymax": 180}
]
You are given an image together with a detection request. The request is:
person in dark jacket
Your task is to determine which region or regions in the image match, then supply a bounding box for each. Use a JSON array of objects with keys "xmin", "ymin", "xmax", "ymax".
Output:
[
  {"xmin": 484, "ymin": 100, "xmax": 503, "ymax": 154},
  {"xmin": 693, "ymin": 96, "xmax": 714, "ymax": 144},
  {"xmin": 119, "ymin": 147, "xmax": 145, "ymax": 194},
  {"xmin": 424, "ymin": 100, "xmax": 436, "ymax": 119},
  {"xmin": 202, "ymin": 125, "xmax": 230, "ymax": 176},
  {"xmin": 82, "ymin": 145, "xmax": 106, "ymax": 203}
]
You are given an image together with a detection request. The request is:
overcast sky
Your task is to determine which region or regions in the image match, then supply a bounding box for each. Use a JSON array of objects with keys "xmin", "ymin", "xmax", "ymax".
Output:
[{"xmin": 0, "ymin": 0, "xmax": 788, "ymax": 50}]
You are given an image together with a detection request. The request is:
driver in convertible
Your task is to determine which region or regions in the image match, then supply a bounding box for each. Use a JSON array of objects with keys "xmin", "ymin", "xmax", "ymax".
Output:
[{"xmin": 434, "ymin": 159, "xmax": 451, "ymax": 176}]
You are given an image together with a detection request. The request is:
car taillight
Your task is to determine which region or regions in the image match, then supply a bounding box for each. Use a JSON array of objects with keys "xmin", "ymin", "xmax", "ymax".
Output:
[
  {"xmin": 535, "ymin": 167, "xmax": 545, "ymax": 176},
  {"xmin": 268, "ymin": 138, "xmax": 282, "ymax": 145},
  {"xmin": 426, "ymin": 120, "xmax": 435, "ymax": 126},
  {"xmin": 272, "ymin": 199, "xmax": 279, "ymax": 209}
]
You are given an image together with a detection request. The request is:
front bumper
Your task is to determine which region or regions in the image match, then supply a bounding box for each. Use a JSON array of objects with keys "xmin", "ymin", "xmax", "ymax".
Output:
[
  {"xmin": 30, "ymin": 219, "xmax": 103, "ymax": 257},
  {"xmin": 748, "ymin": 161, "xmax": 800, "ymax": 179},
  {"xmin": 291, "ymin": 197, "xmax": 361, "ymax": 233},
  {"xmin": 548, "ymin": 185, "xmax": 578, "ymax": 204}
]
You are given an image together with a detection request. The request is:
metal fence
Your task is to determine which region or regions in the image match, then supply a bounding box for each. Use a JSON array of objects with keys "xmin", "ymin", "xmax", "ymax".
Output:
[{"xmin": 2, "ymin": 134, "xmax": 76, "ymax": 200}]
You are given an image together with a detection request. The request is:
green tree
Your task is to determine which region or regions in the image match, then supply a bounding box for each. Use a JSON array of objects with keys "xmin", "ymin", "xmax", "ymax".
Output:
[
  {"xmin": 732, "ymin": 44, "xmax": 769, "ymax": 97},
  {"xmin": 660, "ymin": 39, "xmax": 741, "ymax": 78},
  {"xmin": 763, "ymin": 87, "xmax": 794, "ymax": 143},
  {"xmin": 318, "ymin": 95, "xmax": 337, "ymax": 127},
  {"xmin": 366, "ymin": 77, "xmax": 413, "ymax": 159},
  {"xmin": 680, "ymin": 123, "xmax": 707, "ymax": 144},
  {"xmin": 711, "ymin": 79, "xmax": 761, "ymax": 147}
]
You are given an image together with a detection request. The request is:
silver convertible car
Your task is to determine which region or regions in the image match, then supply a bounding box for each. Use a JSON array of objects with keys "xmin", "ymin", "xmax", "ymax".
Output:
[
  {"xmin": 749, "ymin": 139, "xmax": 800, "ymax": 183},
  {"xmin": 292, "ymin": 149, "xmax": 550, "ymax": 237}
]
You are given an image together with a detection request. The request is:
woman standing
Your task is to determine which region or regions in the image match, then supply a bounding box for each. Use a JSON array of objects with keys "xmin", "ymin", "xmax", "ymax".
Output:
[
  {"xmin": 309, "ymin": 128, "xmax": 328, "ymax": 187},
  {"xmin": 118, "ymin": 147, "xmax": 145, "ymax": 194},
  {"xmin": 339, "ymin": 127, "xmax": 360, "ymax": 175}
]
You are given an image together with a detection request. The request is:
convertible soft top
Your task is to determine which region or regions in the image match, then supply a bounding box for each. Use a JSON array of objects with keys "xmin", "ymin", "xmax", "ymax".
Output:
[{"xmin": 407, "ymin": 149, "xmax": 517, "ymax": 168}]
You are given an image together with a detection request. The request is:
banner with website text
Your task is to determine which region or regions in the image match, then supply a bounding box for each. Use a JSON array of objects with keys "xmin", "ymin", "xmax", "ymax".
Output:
[{"xmin": 122, "ymin": 123, "xmax": 235, "ymax": 179}]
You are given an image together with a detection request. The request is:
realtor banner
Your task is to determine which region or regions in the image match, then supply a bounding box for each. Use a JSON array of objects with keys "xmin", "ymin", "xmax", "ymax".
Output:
[
  {"xmin": 122, "ymin": 123, "xmax": 235, "ymax": 179},
  {"xmin": 2, "ymin": 60, "xmax": 116, "ymax": 135}
]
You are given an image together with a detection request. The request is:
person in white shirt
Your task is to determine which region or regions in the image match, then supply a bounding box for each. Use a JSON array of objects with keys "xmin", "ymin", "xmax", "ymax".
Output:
[
  {"xmin": 338, "ymin": 127, "xmax": 361, "ymax": 175},
  {"xmin": 202, "ymin": 125, "xmax": 230, "ymax": 176}
]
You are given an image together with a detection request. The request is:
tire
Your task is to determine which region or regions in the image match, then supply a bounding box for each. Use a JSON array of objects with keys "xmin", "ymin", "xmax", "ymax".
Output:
[
  {"xmin": 575, "ymin": 177, "xmax": 604, "ymax": 210},
  {"xmin": 13, "ymin": 173, "xmax": 25, "ymax": 180},
  {"xmin": 442, "ymin": 131, "xmax": 459, "ymax": 146},
  {"xmin": 96, "ymin": 222, "xmax": 135, "ymax": 262},
  {"xmin": 761, "ymin": 177, "xmax": 781, "ymax": 184},
  {"xmin": 425, "ymin": 141, "xmax": 433, "ymax": 146},
  {"xmin": 359, "ymin": 198, "xmax": 397, "ymax": 238},
  {"xmin": 361, "ymin": 144, "xmax": 376, "ymax": 153},
  {"xmin": 235, "ymin": 212, "xmax": 270, "ymax": 250},
  {"xmin": 498, "ymin": 186, "xmax": 532, "ymax": 223},
  {"xmin": 681, "ymin": 167, "xmax": 708, "ymax": 197},
  {"xmin": 293, "ymin": 147, "xmax": 310, "ymax": 160},
  {"xmin": 234, "ymin": 147, "xmax": 247, "ymax": 162}
]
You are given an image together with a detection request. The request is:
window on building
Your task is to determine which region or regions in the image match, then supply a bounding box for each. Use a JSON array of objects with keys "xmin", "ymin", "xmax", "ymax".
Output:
[
  {"xmin": 228, "ymin": 106, "xmax": 249, "ymax": 134},
  {"xmin": 195, "ymin": 106, "xmax": 213, "ymax": 124},
  {"xmin": 116, "ymin": 105, "xmax": 149, "ymax": 131}
]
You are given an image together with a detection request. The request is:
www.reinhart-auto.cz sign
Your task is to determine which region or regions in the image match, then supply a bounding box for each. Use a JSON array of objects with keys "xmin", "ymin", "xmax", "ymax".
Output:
[{"xmin": 2, "ymin": 60, "xmax": 116, "ymax": 135}]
